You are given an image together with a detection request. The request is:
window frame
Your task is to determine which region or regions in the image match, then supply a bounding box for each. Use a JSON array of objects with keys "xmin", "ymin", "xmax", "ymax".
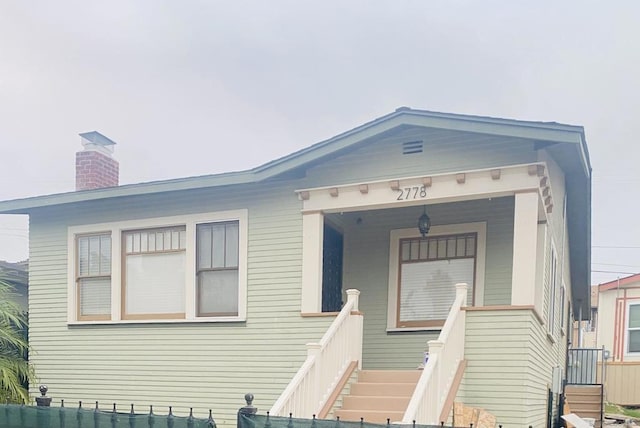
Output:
[
  {"xmin": 386, "ymin": 222, "xmax": 487, "ymax": 332},
  {"xmin": 627, "ymin": 302, "xmax": 640, "ymax": 355},
  {"xmin": 75, "ymin": 232, "xmax": 112, "ymax": 322},
  {"xmin": 67, "ymin": 210, "xmax": 248, "ymax": 325}
]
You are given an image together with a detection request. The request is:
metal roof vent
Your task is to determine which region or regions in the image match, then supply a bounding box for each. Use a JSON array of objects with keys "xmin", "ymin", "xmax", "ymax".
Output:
[{"xmin": 402, "ymin": 141, "xmax": 423, "ymax": 155}]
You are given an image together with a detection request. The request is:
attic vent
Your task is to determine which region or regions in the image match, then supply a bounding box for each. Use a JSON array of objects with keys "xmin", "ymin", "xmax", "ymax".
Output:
[{"xmin": 402, "ymin": 141, "xmax": 423, "ymax": 155}]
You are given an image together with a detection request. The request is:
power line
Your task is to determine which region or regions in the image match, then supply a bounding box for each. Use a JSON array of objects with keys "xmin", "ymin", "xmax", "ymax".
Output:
[
  {"xmin": 593, "ymin": 245, "xmax": 640, "ymax": 249},
  {"xmin": 592, "ymin": 270, "xmax": 637, "ymax": 275}
]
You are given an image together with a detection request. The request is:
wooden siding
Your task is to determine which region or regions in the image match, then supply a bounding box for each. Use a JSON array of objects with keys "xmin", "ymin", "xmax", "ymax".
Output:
[
  {"xmin": 304, "ymin": 127, "xmax": 538, "ymax": 188},
  {"xmin": 28, "ymin": 182, "xmax": 334, "ymax": 425},
  {"xmin": 605, "ymin": 362, "xmax": 640, "ymax": 405},
  {"xmin": 459, "ymin": 308, "xmax": 567, "ymax": 427},
  {"xmin": 338, "ymin": 197, "xmax": 515, "ymax": 370}
]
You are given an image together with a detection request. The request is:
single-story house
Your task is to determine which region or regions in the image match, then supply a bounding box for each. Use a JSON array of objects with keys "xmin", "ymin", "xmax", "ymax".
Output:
[{"xmin": 0, "ymin": 108, "xmax": 592, "ymax": 426}]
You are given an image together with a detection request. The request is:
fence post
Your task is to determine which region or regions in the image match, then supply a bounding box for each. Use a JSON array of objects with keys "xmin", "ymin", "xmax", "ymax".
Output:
[{"xmin": 238, "ymin": 393, "xmax": 258, "ymax": 428}]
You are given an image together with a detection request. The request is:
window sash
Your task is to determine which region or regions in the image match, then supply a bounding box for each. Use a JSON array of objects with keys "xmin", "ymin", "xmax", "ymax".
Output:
[
  {"xmin": 397, "ymin": 233, "xmax": 476, "ymax": 328},
  {"xmin": 196, "ymin": 221, "xmax": 239, "ymax": 317},
  {"xmin": 629, "ymin": 305, "xmax": 640, "ymax": 353},
  {"xmin": 122, "ymin": 227, "xmax": 187, "ymax": 319},
  {"xmin": 76, "ymin": 233, "xmax": 112, "ymax": 320}
]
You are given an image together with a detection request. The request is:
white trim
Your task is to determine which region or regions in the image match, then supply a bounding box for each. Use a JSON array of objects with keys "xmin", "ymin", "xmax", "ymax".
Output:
[
  {"xmin": 626, "ymin": 301, "xmax": 640, "ymax": 356},
  {"xmin": 386, "ymin": 222, "xmax": 487, "ymax": 331},
  {"xmin": 67, "ymin": 210, "xmax": 248, "ymax": 324}
]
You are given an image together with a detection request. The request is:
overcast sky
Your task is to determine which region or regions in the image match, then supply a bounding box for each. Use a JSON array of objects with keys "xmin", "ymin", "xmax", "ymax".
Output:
[{"xmin": 1, "ymin": 1, "xmax": 639, "ymax": 285}]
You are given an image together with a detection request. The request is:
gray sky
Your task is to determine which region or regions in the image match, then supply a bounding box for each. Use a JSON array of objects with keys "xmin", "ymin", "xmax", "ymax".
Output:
[{"xmin": 1, "ymin": 1, "xmax": 638, "ymax": 285}]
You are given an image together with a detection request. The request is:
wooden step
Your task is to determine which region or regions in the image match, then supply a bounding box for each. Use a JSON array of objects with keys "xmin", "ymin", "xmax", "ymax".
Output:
[
  {"xmin": 334, "ymin": 370, "xmax": 419, "ymax": 423},
  {"xmin": 357, "ymin": 370, "xmax": 422, "ymax": 383},
  {"xmin": 342, "ymin": 395, "xmax": 411, "ymax": 411},
  {"xmin": 335, "ymin": 409, "xmax": 405, "ymax": 424}
]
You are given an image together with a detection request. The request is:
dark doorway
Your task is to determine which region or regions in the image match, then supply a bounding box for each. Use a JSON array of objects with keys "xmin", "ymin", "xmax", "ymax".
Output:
[{"xmin": 322, "ymin": 223, "xmax": 344, "ymax": 312}]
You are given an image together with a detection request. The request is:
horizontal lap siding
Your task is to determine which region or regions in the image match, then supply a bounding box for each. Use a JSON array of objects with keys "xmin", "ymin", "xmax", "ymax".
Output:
[
  {"xmin": 28, "ymin": 182, "xmax": 333, "ymax": 426},
  {"xmin": 461, "ymin": 309, "xmax": 565, "ymax": 426},
  {"xmin": 305, "ymin": 128, "xmax": 537, "ymax": 187}
]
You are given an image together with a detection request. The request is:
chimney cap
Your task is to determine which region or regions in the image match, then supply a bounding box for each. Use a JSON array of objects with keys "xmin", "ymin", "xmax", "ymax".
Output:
[{"xmin": 79, "ymin": 131, "xmax": 117, "ymax": 146}]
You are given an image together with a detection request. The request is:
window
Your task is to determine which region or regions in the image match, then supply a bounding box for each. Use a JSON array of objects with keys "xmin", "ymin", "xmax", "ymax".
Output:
[
  {"xmin": 196, "ymin": 221, "xmax": 239, "ymax": 317},
  {"xmin": 397, "ymin": 234, "xmax": 476, "ymax": 327},
  {"xmin": 76, "ymin": 233, "xmax": 111, "ymax": 321},
  {"xmin": 122, "ymin": 227, "xmax": 187, "ymax": 320},
  {"xmin": 68, "ymin": 210, "xmax": 247, "ymax": 324},
  {"xmin": 547, "ymin": 247, "xmax": 558, "ymax": 335},
  {"xmin": 628, "ymin": 303, "xmax": 640, "ymax": 354},
  {"xmin": 387, "ymin": 223, "xmax": 486, "ymax": 331}
]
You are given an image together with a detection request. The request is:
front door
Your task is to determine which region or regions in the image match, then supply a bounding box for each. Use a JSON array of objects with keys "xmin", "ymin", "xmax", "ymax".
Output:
[{"xmin": 322, "ymin": 224, "xmax": 343, "ymax": 312}]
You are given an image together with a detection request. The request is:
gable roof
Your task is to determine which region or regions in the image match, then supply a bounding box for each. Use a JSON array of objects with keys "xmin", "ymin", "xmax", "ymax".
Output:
[
  {"xmin": 0, "ymin": 107, "xmax": 592, "ymax": 314},
  {"xmin": 599, "ymin": 273, "xmax": 640, "ymax": 292}
]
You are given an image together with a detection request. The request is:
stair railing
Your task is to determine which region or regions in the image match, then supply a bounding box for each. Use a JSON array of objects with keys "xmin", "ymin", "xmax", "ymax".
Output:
[
  {"xmin": 270, "ymin": 289, "xmax": 363, "ymax": 418},
  {"xmin": 402, "ymin": 283, "xmax": 468, "ymax": 425}
]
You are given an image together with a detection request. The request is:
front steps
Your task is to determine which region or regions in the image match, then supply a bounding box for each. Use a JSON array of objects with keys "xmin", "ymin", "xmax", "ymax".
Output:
[
  {"xmin": 334, "ymin": 370, "xmax": 421, "ymax": 424},
  {"xmin": 564, "ymin": 385, "xmax": 603, "ymax": 427}
]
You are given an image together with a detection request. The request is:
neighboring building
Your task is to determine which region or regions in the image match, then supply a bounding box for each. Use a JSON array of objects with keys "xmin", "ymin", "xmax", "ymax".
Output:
[
  {"xmin": 572, "ymin": 285, "xmax": 598, "ymax": 348},
  {"xmin": 596, "ymin": 274, "xmax": 640, "ymax": 405},
  {"xmin": 0, "ymin": 260, "xmax": 28, "ymax": 313},
  {"xmin": 0, "ymin": 109, "xmax": 591, "ymax": 426}
]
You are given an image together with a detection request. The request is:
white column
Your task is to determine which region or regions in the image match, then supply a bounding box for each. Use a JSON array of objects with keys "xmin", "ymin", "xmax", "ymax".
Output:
[
  {"xmin": 301, "ymin": 211, "xmax": 324, "ymax": 313},
  {"xmin": 511, "ymin": 191, "xmax": 539, "ymax": 306}
]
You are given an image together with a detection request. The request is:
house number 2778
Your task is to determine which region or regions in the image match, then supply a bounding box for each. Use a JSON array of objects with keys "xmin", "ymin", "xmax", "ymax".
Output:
[{"xmin": 396, "ymin": 186, "xmax": 427, "ymax": 201}]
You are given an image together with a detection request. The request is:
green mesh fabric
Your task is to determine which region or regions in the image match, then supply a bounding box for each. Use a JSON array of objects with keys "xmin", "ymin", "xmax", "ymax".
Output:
[
  {"xmin": 237, "ymin": 413, "xmax": 451, "ymax": 428},
  {"xmin": 0, "ymin": 404, "xmax": 215, "ymax": 428}
]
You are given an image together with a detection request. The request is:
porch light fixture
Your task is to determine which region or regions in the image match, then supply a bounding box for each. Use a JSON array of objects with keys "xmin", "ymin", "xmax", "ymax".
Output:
[{"xmin": 418, "ymin": 206, "xmax": 431, "ymax": 237}]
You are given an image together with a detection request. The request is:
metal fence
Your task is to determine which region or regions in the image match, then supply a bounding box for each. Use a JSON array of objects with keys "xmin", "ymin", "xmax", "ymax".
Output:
[{"xmin": 0, "ymin": 403, "xmax": 216, "ymax": 428}]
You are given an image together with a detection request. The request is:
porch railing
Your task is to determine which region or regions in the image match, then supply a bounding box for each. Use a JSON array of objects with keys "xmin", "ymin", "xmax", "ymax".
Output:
[
  {"xmin": 401, "ymin": 283, "xmax": 468, "ymax": 425},
  {"xmin": 270, "ymin": 289, "xmax": 363, "ymax": 418}
]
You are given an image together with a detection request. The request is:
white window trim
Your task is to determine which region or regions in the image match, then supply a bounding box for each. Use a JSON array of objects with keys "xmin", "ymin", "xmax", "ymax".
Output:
[
  {"xmin": 386, "ymin": 222, "xmax": 486, "ymax": 332},
  {"xmin": 626, "ymin": 301, "xmax": 640, "ymax": 356},
  {"xmin": 67, "ymin": 210, "xmax": 248, "ymax": 325}
]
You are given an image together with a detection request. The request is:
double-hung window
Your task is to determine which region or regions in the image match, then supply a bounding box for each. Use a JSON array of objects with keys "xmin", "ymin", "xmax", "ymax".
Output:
[
  {"xmin": 197, "ymin": 221, "xmax": 239, "ymax": 317},
  {"xmin": 122, "ymin": 227, "xmax": 187, "ymax": 320},
  {"xmin": 387, "ymin": 223, "xmax": 486, "ymax": 331},
  {"xmin": 629, "ymin": 303, "xmax": 640, "ymax": 354},
  {"xmin": 68, "ymin": 210, "xmax": 247, "ymax": 324},
  {"xmin": 76, "ymin": 233, "xmax": 112, "ymax": 321},
  {"xmin": 397, "ymin": 233, "xmax": 476, "ymax": 328}
]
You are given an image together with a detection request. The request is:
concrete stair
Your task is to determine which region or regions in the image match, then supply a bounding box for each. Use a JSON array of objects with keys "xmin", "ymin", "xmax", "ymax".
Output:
[
  {"xmin": 334, "ymin": 370, "xmax": 421, "ymax": 424},
  {"xmin": 565, "ymin": 385, "xmax": 603, "ymax": 427}
]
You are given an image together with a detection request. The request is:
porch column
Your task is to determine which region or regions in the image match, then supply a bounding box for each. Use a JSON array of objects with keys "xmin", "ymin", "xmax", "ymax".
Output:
[
  {"xmin": 511, "ymin": 191, "xmax": 539, "ymax": 306},
  {"xmin": 301, "ymin": 211, "xmax": 324, "ymax": 313}
]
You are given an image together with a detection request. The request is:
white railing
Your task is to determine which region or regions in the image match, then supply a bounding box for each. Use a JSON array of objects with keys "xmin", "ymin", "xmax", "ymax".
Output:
[
  {"xmin": 270, "ymin": 289, "xmax": 363, "ymax": 418},
  {"xmin": 401, "ymin": 283, "xmax": 468, "ymax": 425}
]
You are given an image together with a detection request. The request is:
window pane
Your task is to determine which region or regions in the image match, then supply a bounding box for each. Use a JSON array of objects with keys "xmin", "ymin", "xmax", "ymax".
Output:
[
  {"xmin": 629, "ymin": 305, "xmax": 640, "ymax": 329},
  {"xmin": 428, "ymin": 240, "xmax": 438, "ymax": 260},
  {"xmin": 140, "ymin": 232, "xmax": 148, "ymax": 252},
  {"xmin": 197, "ymin": 225, "xmax": 212, "ymax": 269},
  {"xmin": 99, "ymin": 236, "xmax": 111, "ymax": 275},
  {"xmin": 456, "ymin": 238, "xmax": 466, "ymax": 257},
  {"xmin": 399, "ymin": 258, "xmax": 474, "ymax": 323},
  {"xmin": 78, "ymin": 237, "xmax": 90, "ymax": 276},
  {"xmin": 211, "ymin": 225, "xmax": 225, "ymax": 268},
  {"xmin": 630, "ymin": 330, "xmax": 640, "ymax": 353},
  {"xmin": 466, "ymin": 236, "xmax": 476, "ymax": 256},
  {"xmin": 401, "ymin": 242, "xmax": 410, "ymax": 261},
  {"xmin": 419, "ymin": 240, "xmax": 428, "ymax": 260},
  {"xmin": 410, "ymin": 241, "xmax": 420, "ymax": 260},
  {"xmin": 88, "ymin": 236, "xmax": 100, "ymax": 275},
  {"xmin": 437, "ymin": 239, "xmax": 447, "ymax": 258},
  {"xmin": 79, "ymin": 277, "xmax": 111, "ymax": 316},
  {"xmin": 225, "ymin": 223, "xmax": 239, "ymax": 268},
  {"xmin": 198, "ymin": 270, "xmax": 239, "ymax": 316},
  {"xmin": 125, "ymin": 252, "xmax": 185, "ymax": 316}
]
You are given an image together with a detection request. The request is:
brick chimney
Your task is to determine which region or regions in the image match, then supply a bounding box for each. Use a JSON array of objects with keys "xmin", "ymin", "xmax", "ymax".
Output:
[{"xmin": 75, "ymin": 131, "xmax": 119, "ymax": 190}]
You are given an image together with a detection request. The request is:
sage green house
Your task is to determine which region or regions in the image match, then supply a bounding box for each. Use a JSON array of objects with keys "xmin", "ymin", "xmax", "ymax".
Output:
[{"xmin": 0, "ymin": 108, "xmax": 591, "ymax": 427}]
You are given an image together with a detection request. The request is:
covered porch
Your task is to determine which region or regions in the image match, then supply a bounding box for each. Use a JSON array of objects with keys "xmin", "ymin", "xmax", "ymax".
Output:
[{"xmin": 298, "ymin": 163, "xmax": 551, "ymax": 369}]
